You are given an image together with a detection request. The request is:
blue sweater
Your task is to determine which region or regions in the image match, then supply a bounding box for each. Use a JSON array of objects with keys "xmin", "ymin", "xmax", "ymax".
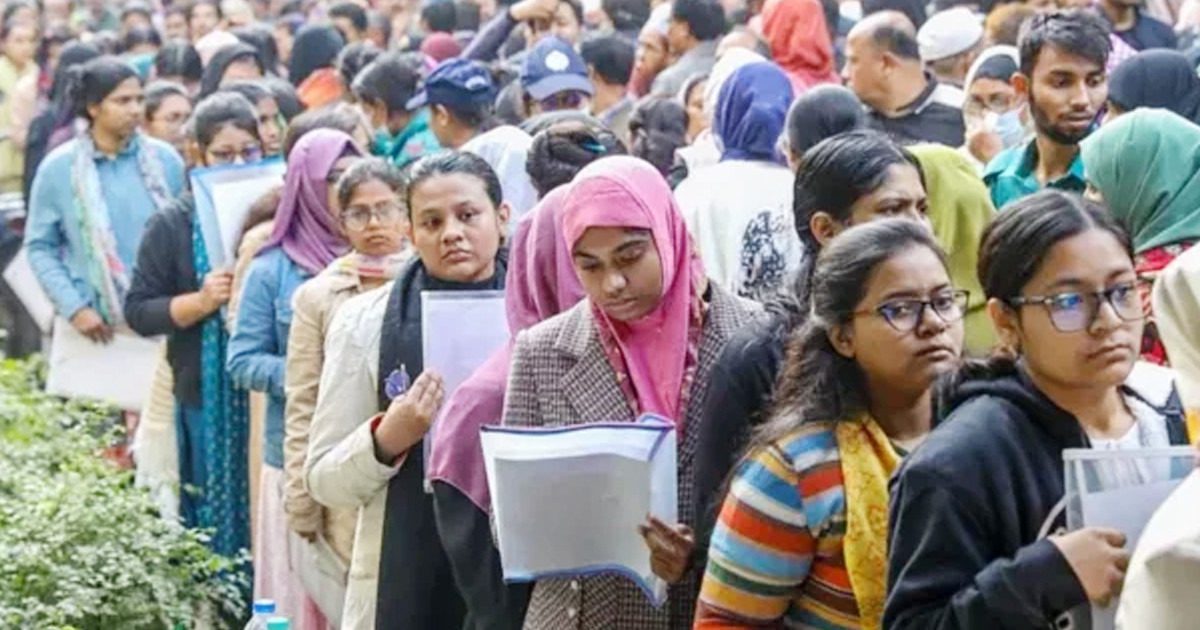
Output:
[{"xmin": 23, "ymin": 134, "xmax": 185, "ymax": 319}]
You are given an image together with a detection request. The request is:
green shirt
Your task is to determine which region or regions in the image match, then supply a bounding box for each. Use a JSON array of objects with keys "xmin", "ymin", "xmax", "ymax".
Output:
[{"xmin": 983, "ymin": 139, "xmax": 1087, "ymax": 210}]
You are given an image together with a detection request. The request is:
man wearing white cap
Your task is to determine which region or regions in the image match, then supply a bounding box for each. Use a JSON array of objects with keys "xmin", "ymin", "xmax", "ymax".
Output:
[{"xmin": 918, "ymin": 6, "xmax": 984, "ymax": 89}]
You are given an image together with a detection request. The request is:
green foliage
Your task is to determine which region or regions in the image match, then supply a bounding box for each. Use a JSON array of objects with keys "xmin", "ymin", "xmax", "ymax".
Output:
[{"xmin": 0, "ymin": 359, "xmax": 248, "ymax": 629}]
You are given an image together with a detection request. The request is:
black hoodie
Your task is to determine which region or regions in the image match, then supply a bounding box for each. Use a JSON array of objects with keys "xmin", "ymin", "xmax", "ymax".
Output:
[{"xmin": 884, "ymin": 360, "xmax": 1188, "ymax": 630}]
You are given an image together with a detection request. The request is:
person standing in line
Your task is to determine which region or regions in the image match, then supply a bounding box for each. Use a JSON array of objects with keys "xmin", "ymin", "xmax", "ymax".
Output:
[
  {"xmin": 502, "ymin": 155, "xmax": 762, "ymax": 630},
  {"xmin": 885, "ymin": 191, "xmax": 1191, "ymax": 629},
  {"xmin": 305, "ymin": 152, "xmax": 510, "ymax": 630},
  {"xmin": 983, "ymin": 10, "xmax": 1109, "ymax": 208},
  {"xmin": 227, "ymin": 128, "xmax": 364, "ymax": 630},
  {"xmin": 281, "ymin": 158, "xmax": 411, "ymax": 627},
  {"xmin": 695, "ymin": 219, "xmax": 966, "ymax": 629},
  {"xmin": 651, "ymin": 0, "xmax": 727, "ymax": 96},
  {"xmin": 125, "ymin": 92, "xmax": 264, "ymax": 559},
  {"xmin": 25, "ymin": 56, "xmax": 184, "ymax": 343}
]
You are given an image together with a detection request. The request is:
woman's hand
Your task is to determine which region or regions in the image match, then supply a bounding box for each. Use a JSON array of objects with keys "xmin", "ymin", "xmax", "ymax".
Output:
[
  {"xmin": 198, "ymin": 270, "xmax": 234, "ymax": 314},
  {"xmin": 1050, "ymin": 526, "xmax": 1130, "ymax": 607},
  {"xmin": 372, "ymin": 371, "xmax": 445, "ymax": 464},
  {"xmin": 639, "ymin": 515, "xmax": 695, "ymax": 584},
  {"xmin": 70, "ymin": 307, "xmax": 112, "ymax": 343}
]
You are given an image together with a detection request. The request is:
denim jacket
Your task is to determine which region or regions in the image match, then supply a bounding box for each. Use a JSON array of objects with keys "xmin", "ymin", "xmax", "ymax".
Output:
[
  {"xmin": 23, "ymin": 135, "xmax": 185, "ymax": 319},
  {"xmin": 227, "ymin": 246, "xmax": 312, "ymax": 469}
]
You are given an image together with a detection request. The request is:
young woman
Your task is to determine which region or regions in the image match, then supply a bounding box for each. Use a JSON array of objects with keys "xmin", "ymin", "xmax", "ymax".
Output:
[
  {"xmin": 674, "ymin": 61, "xmax": 800, "ymax": 302},
  {"xmin": 281, "ymin": 158, "xmax": 410, "ymax": 626},
  {"xmin": 220, "ymin": 80, "xmax": 284, "ymax": 158},
  {"xmin": 124, "ymin": 92, "xmax": 263, "ymax": 558},
  {"xmin": 197, "ymin": 42, "xmax": 264, "ymax": 100},
  {"xmin": 778, "ymin": 84, "xmax": 866, "ymax": 170},
  {"xmin": 305, "ymin": 151, "xmax": 509, "ymax": 630},
  {"xmin": 692, "ymin": 130, "xmax": 928, "ymax": 569},
  {"xmin": 154, "ymin": 41, "xmax": 203, "ymax": 96},
  {"xmin": 0, "ymin": 18, "xmax": 38, "ymax": 200},
  {"xmin": 429, "ymin": 128, "xmax": 620, "ymax": 628},
  {"xmin": 696, "ymin": 219, "xmax": 966, "ymax": 629},
  {"xmin": 227, "ymin": 128, "xmax": 363, "ymax": 630},
  {"xmin": 909, "ymin": 144, "xmax": 995, "ymax": 355},
  {"xmin": 142, "ymin": 81, "xmax": 192, "ymax": 156},
  {"xmin": 1082, "ymin": 108, "xmax": 1200, "ymax": 365},
  {"xmin": 502, "ymin": 155, "xmax": 761, "ymax": 629},
  {"xmin": 884, "ymin": 190, "xmax": 1192, "ymax": 629}
]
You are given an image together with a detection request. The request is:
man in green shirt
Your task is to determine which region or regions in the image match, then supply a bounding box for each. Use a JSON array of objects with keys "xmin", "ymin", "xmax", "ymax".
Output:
[{"xmin": 984, "ymin": 10, "xmax": 1110, "ymax": 209}]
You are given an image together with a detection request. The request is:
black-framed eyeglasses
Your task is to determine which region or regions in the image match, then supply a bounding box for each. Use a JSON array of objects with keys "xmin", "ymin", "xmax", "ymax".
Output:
[
  {"xmin": 855, "ymin": 290, "xmax": 970, "ymax": 332},
  {"xmin": 1006, "ymin": 281, "xmax": 1143, "ymax": 333},
  {"xmin": 207, "ymin": 144, "xmax": 263, "ymax": 165},
  {"xmin": 342, "ymin": 202, "xmax": 403, "ymax": 231}
]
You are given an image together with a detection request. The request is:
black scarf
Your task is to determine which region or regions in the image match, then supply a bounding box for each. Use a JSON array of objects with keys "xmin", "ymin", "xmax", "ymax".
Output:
[{"xmin": 374, "ymin": 257, "xmax": 507, "ymax": 630}]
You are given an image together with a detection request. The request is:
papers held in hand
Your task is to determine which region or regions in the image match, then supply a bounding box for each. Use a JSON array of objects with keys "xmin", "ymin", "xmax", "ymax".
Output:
[
  {"xmin": 45, "ymin": 317, "xmax": 162, "ymax": 412},
  {"xmin": 481, "ymin": 415, "xmax": 678, "ymax": 606}
]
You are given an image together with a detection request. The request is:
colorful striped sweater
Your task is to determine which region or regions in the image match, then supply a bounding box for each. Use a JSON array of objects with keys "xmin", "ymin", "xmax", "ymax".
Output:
[{"xmin": 695, "ymin": 421, "xmax": 874, "ymax": 629}]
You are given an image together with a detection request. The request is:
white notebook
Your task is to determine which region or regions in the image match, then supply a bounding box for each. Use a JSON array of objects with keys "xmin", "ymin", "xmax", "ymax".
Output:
[
  {"xmin": 45, "ymin": 318, "xmax": 162, "ymax": 411},
  {"xmin": 481, "ymin": 415, "xmax": 678, "ymax": 605}
]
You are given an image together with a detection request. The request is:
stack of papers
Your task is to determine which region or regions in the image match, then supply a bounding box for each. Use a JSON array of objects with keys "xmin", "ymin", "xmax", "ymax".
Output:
[
  {"xmin": 481, "ymin": 416, "xmax": 678, "ymax": 605},
  {"xmin": 45, "ymin": 318, "xmax": 162, "ymax": 412}
]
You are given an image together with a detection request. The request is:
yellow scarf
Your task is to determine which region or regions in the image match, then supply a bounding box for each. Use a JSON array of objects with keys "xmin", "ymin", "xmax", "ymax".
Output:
[{"xmin": 836, "ymin": 416, "xmax": 902, "ymax": 630}]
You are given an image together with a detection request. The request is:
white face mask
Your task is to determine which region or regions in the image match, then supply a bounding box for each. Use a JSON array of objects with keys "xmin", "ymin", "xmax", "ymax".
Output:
[{"xmin": 983, "ymin": 109, "xmax": 1028, "ymax": 148}]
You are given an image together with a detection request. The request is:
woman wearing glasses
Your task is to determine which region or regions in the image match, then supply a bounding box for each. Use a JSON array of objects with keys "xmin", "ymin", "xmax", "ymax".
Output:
[
  {"xmin": 228, "ymin": 127, "xmax": 363, "ymax": 630},
  {"xmin": 280, "ymin": 158, "xmax": 410, "ymax": 625},
  {"xmin": 885, "ymin": 190, "xmax": 1192, "ymax": 630},
  {"xmin": 694, "ymin": 218, "xmax": 966, "ymax": 629},
  {"xmin": 124, "ymin": 92, "xmax": 266, "ymax": 558}
]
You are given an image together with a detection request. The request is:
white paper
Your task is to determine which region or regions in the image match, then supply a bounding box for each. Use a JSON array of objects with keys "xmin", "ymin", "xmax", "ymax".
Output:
[
  {"xmin": 481, "ymin": 421, "xmax": 678, "ymax": 605},
  {"xmin": 3, "ymin": 249, "xmax": 53, "ymax": 333},
  {"xmin": 420, "ymin": 290, "xmax": 509, "ymax": 394},
  {"xmin": 191, "ymin": 160, "xmax": 286, "ymax": 267},
  {"xmin": 45, "ymin": 317, "xmax": 163, "ymax": 411}
]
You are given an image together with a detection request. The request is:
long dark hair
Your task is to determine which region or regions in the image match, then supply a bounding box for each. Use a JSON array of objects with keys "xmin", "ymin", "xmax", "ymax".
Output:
[
  {"xmin": 789, "ymin": 130, "xmax": 924, "ymax": 319},
  {"xmin": 198, "ymin": 43, "xmax": 263, "ymax": 100},
  {"xmin": 64, "ymin": 56, "xmax": 140, "ymax": 122},
  {"xmin": 154, "ymin": 41, "xmax": 202, "ymax": 84},
  {"xmin": 232, "ymin": 24, "xmax": 281, "ymax": 75},
  {"xmin": 189, "ymin": 91, "xmax": 261, "ymax": 149},
  {"xmin": 950, "ymin": 190, "xmax": 1132, "ymax": 386},
  {"xmin": 288, "ymin": 24, "xmax": 345, "ymax": 87},
  {"xmin": 526, "ymin": 119, "xmax": 626, "ymax": 197},
  {"xmin": 756, "ymin": 219, "xmax": 946, "ymax": 446}
]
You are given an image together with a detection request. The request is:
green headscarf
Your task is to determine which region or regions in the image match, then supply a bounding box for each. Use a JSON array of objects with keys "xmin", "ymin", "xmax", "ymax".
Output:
[
  {"xmin": 1082, "ymin": 108, "xmax": 1200, "ymax": 253},
  {"xmin": 910, "ymin": 144, "xmax": 996, "ymax": 356}
]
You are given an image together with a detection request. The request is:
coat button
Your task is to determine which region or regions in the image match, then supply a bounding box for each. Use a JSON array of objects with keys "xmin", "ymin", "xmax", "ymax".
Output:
[
  {"xmin": 570, "ymin": 580, "xmax": 580, "ymax": 591},
  {"xmin": 567, "ymin": 607, "xmax": 578, "ymax": 619}
]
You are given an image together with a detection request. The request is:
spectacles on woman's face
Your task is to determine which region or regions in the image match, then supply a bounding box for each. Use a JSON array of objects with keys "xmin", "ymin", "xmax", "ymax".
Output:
[
  {"xmin": 856, "ymin": 289, "xmax": 970, "ymax": 333},
  {"xmin": 207, "ymin": 143, "xmax": 263, "ymax": 165},
  {"xmin": 1007, "ymin": 281, "xmax": 1143, "ymax": 333},
  {"xmin": 341, "ymin": 201, "xmax": 403, "ymax": 231}
]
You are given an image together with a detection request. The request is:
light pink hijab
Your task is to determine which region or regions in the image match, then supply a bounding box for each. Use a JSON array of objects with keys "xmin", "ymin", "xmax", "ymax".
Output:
[
  {"xmin": 427, "ymin": 186, "xmax": 586, "ymax": 512},
  {"xmin": 561, "ymin": 156, "xmax": 706, "ymax": 425}
]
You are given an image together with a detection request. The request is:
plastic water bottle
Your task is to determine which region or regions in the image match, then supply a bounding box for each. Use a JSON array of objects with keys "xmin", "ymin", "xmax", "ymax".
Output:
[
  {"xmin": 265, "ymin": 617, "xmax": 291, "ymax": 630},
  {"xmin": 244, "ymin": 599, "xmax": 276, "ymax": 630}
]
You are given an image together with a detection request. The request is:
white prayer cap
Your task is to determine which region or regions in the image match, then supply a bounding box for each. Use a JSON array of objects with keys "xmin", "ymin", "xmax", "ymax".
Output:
[{"xmin": 917, "ymin": 7, "xmax": 984, "ymax": 62}]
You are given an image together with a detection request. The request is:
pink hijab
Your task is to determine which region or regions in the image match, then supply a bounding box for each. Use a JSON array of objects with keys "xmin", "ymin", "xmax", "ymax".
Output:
[
  {"xmin": 427, "ymin": 186, "xmax": 586, "ymax": 512},
  {"xmin": 561, "ymin": 156, "xmax": 706, "ymax": 425},
  {"xmin": 259, "ymin": 128, "xmax": 362, "ymax": 274}
]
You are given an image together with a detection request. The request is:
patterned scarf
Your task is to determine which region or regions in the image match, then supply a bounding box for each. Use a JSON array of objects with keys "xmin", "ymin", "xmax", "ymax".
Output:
[
  {"xmin": 836, "ymin": 415, "xmax": 901, "ymax": 630},
  {"xmin": 191, "ymin": 210, "xmax": 251, "ymax": 562},
  {"xmin": 70, "ymin": 132, "xmax": 172, "ymax": 324},
  {"xmin": 332, "ymin": 250, "xmax": 410, "ymax": 281}
]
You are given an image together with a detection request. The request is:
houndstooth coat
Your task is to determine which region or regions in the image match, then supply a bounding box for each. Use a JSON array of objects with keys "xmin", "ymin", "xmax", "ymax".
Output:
[{"xmin": 501, "ymin": 285, "xmax": 762, "ymax": 630}]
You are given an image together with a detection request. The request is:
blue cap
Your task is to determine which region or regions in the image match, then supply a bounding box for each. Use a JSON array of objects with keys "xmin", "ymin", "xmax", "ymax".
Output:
[
  {"xmin": 252, "ymin": 600, "xmax": 276, "ymax": 615},
  {"xmin": 406, "ymin": 59, "xmax": 497, "ymax": 110},
  {"xmin": 520, "ymin": 37, "xmax": 594, "ymax": 101}
]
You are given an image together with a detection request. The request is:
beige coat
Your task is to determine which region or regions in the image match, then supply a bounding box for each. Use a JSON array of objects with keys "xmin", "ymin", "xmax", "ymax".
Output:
[
  {"xmin": 285, "ymin": 262, "xmax": 389, "ymax": 566},
  {"xmin": 305, "ymin": 285, "xmax": 395, "ymax": 630}
]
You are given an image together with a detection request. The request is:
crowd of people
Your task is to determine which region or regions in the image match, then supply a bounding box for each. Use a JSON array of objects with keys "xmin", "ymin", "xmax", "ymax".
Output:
[{"xmin": 2, "ymin": 0, "xmax": 1200, "ymax": 627}]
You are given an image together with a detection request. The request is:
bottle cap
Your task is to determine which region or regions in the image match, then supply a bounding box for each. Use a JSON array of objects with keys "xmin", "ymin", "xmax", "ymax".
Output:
[{"xmin": 252, "ymin": 599, "xmax": 276, "ymax": 615}]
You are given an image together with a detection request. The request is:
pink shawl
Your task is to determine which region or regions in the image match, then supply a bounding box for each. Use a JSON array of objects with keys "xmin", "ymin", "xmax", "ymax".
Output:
[
  {"xmin": 259, "ymin": 128, "xmax": 361, "ymax": 274},
  {"xmin": 426, "ymin": 186, "xmax": 586, "ymax": 512},
  {"xmin": 561, "ymin": 156, "xmax": 706, "ymax": 424}
]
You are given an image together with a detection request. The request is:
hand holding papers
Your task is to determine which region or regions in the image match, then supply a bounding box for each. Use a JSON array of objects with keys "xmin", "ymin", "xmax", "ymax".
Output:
[
  {"xmin": 481, "ymin": 416, "xmax": 679, "ymax": 605},
  {"xmin": 45, "ymin": 317, "xmax": 162, "ymax": 411}
]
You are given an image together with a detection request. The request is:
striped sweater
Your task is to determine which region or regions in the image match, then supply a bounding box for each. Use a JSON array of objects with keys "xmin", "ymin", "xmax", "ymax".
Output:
[{"xmin": 695, "ymin": 421, "xmax": 877, "ymax": 629}]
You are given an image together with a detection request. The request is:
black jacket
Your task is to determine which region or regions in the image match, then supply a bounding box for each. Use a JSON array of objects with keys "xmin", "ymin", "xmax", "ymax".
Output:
[
  {"xmin": 124, "ymin": 196, "xmax": 204, "ymax": 407},
  {"xmin": 884, "ymin": 361, "xmax": 1188, "ymax": 630}
]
